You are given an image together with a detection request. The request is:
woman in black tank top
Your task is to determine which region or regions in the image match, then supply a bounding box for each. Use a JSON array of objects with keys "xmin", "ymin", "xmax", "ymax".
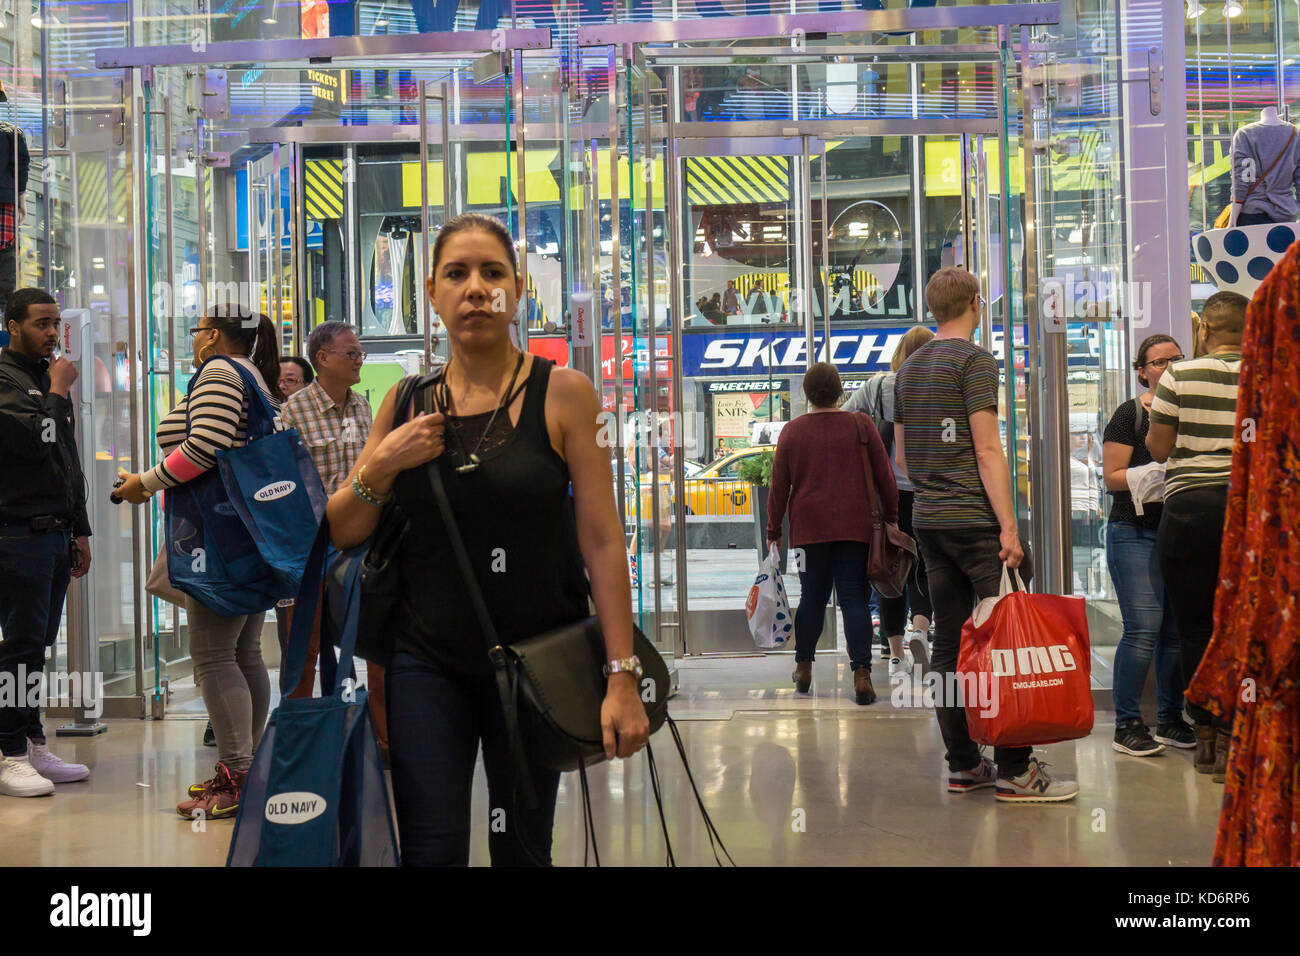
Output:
[{"xmin": 325, "ymin": 214, "xmax": 649, "ymax": 866}]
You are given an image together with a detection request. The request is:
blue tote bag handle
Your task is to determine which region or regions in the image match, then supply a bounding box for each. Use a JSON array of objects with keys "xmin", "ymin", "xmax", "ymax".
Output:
[
  {"xmin": 185, "ymin": 355, "xmax": 277, "ymax": 438},
  {"xmin": 283, "ymin": 517, "xmax": 364, "ymax": 698}
]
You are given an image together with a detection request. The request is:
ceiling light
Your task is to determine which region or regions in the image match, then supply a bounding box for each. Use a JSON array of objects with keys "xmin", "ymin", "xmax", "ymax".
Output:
[
  {"xmin": 1186, "ymin": 0, "xmax": 1206, "ymax": 16},
  {"xmin": 263, "ymin": 16, "xmax": 277, "ymax": 23},
  {"xmin": 1223, "ymin": 1, "xmax": 1242, "ymax": 17},
  {"xmin": 30, "ymin": 14, "xmax": 42, "ymax": 27}
]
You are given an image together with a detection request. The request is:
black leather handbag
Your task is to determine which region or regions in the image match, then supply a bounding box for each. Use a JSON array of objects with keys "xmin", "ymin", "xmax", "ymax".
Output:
[
  {"xmin": 428, "ymin": 461, "xmax": 669, "ymax": 770},
  {"xmin": 427, "ymin": 459, "xmax": 733, "ymax": 867}
]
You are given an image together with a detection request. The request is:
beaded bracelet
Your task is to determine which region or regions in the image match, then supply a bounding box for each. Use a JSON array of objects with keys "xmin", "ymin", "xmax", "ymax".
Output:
[{"xmin": 351, "ymin": 466, "xmax": 391, "ymax": 507}]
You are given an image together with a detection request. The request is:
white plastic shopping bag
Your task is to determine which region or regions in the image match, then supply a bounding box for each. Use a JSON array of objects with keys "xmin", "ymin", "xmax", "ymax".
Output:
[{"xmin": 746, "ymin": 544, "xmax": 793, "ymax": 649}]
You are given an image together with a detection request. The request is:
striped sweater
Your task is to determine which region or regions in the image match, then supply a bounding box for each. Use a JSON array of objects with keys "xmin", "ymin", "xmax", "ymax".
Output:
[
  {"xmin": 1149, "ymin": 353, "xmax": 1242, "ymax": 499},
  {"xmin": 140, "ymin": 357, "xmax": 279, "ymax": 493}
]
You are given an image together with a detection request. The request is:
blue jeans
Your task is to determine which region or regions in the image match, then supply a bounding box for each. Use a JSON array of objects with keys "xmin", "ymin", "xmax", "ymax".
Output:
[
  {"xmin": 1106, "ymin": 522, "xmax": 1183, "ymax": 725},
  {"xmin": 0, "ymin": 530, "xmax": 71, "ymax": 756},
  {"xmin": 385, "ymin": 651, "xmax": 560, "ymax": 866},
  {"xmin": 794, "ymin": 540, "xmax": 873, "ymax": 670}
]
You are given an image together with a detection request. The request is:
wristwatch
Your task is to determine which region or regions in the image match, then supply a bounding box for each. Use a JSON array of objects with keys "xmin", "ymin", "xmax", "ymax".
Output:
[{"xmin": 603, "ymin": 655, "xmax": 644, "ymax": 679}]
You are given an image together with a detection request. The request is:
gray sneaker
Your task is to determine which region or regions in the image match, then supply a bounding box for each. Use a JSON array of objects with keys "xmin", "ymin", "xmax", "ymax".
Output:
[
  {"xmin": 947, "ymin": 755, "xmax": 997, "ymax": 793},
  {"xmin": 995, "ymin": 757, "xmax": 1079, "ymax": 803}
]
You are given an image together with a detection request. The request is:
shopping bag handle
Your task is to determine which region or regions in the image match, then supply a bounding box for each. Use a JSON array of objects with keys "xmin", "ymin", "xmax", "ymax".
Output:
[
  {"xmin": 999, "ymin": 562, "xmax": 1028, "ymax": 597},
  {"xmin": 283, "ymin": 517, "xmax": 358, "ymax": 698}
]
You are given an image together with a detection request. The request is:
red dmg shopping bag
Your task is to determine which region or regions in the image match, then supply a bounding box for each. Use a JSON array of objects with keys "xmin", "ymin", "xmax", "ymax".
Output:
[{"xmin": 957, "ymin": 565, "xmax": 1094, "ymax": 748}]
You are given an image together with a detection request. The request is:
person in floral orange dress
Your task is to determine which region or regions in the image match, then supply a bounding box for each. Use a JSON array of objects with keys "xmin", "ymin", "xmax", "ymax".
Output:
[{"xmin": 1188, "ymin": 240, "xmax": 1300, "ymax": 867}]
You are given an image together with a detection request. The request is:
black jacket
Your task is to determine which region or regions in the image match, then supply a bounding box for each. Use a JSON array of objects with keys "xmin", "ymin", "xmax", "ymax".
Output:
[
  {"xmin": 0, "ymin": 120, "xmax": 30, "ymax": 205},
  {"xmin": 0, "ymin": 347, "xmax": 92, "ymax": 536}
]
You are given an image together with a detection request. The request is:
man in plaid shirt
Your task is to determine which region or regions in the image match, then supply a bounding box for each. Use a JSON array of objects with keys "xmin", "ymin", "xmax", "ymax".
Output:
[
  {"xmin": 280, "ymin": 322, "xmax": 373, "ymax": 495},
  {"xmin": 277, "ymin": 322, "xmax": 383, "ymax": 748}
]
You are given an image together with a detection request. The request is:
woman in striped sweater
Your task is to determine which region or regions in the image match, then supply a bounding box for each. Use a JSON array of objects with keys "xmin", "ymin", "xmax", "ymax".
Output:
[{"xmin": 115, "ymin": 305, "xmax": 283, "ymax": 820}]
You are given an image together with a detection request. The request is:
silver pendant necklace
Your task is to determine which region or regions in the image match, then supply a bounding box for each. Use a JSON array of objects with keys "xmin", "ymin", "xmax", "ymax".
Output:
[{"xmin": 440, "ymin": 350, "xmax": 525, "ymax": 474}]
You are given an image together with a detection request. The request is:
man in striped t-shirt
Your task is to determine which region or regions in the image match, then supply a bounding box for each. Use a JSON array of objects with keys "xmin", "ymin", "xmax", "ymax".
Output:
[
  {"xmin": 896, "ymin": 267, "xmax": 1077, "ymax": 803},
  {"xmin": 1147, "ymin": 290, "xmax": 1247, "ymax": 777}
]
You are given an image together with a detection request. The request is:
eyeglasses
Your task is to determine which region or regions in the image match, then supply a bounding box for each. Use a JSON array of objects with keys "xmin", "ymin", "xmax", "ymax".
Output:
[
  {"xmin": 188, "ymin": 325, "xmax": 214, "ymax": 335},
  {"xmin": 321, "ymin": 349, "xmax": 367, "ymax": 363},
  {"xmin": 1143, "ymin": 355, "xmax": 1184, "ymax": 369}
]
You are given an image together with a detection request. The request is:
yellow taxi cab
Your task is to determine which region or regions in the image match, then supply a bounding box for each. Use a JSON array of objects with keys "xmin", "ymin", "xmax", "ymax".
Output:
[{"xmin": 625, "ymin": 446, "xmax": 775, "ymax": 518}]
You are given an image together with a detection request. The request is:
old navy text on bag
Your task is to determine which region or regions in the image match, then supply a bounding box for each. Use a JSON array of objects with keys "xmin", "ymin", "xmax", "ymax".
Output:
[{"xmin": 956, "ymin": 565, "xmax": 1094, "ymax": 748}]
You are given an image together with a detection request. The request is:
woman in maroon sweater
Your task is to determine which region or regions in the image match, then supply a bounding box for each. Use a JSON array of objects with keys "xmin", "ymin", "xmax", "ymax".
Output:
[{"xmin": 767, "ymin": 362, "xmax": 898, "ymax": 704}]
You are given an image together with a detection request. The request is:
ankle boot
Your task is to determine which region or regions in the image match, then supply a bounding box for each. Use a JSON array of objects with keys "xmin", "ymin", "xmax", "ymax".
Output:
[
  {"xmin": 1212, "ymin": 729, "xmax": 1231, "ymax": 783},
  {"xmin": 1193, "ymin": 724, "xmax": 1216, "ymax": 774},
  {"xmin": 853, "ymin": 666, "xmax": 876, "ymax": 706},
  {"xmin": 792, "ymin": 661, "xmax": 812, "ymax": 694}
]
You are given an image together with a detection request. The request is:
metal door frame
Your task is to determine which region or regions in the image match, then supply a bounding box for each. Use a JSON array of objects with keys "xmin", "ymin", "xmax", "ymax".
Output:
[
  {"xmin": 101, "ymin": 29, "xmax": 550, "ymax": 718},
  {"xmin": 609, "ymin": 32, "xmax": 1028, "ymax": 657}
]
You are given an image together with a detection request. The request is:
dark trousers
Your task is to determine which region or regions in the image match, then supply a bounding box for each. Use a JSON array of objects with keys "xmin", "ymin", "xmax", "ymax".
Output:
[
  {"xmin": 914, "ymin": 526, "xmax": 1034, "ymax": 778},
  {"xmin": 1157, "ymin": 486, "xmax": 1230, "ymax": 729},
  {"xmin": 386, "ymin": 650, "xmax": 560, "ymax": 866},
  {"xmin": 875, "ymin": 490, "xmax": 932, "ymax": 636},
  {"xmin": 1236, "ymin": 211, "xmax": 1278, "ymax": 226},
  {"xmin": 0, "ymin": 242, "xmax": 15, "ymax": 318},
  {"xmin": 0, "ymin": 530, "xmax": 72, "ymax": 756},
  {"xmin": 794, "ymin": 540, "xmax": 873, "ymax": 670}
]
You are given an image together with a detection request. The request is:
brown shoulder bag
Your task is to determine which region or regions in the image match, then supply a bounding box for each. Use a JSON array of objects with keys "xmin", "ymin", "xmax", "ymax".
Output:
[{"xmin": 854, "ymin": 413, "xmax": 918, "ymax": 599}]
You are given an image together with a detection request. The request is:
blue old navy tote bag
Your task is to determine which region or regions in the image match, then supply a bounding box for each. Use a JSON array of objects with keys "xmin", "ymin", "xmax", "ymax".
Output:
[
  {"xmin": 166, "ymin": 356, "xmax": 326, "ymax": 617},
  {"xmin": 228, "ymin": 519, "xmax": 399, "ymax": 867}
]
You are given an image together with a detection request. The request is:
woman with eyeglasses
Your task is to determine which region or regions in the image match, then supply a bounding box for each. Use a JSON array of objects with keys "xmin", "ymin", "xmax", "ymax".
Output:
[
  {"xmin": 1101, "ymin": 333, "xmax": 1193, "ymax": 758},
  {"xmin": 113, "ymin": 304, "xmax": 283, "ymax": 820}
]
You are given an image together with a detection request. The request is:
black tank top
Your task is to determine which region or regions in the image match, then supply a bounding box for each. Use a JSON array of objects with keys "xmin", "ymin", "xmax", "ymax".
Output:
[{"xmin": 391, "ymin": 357, "xmax": 591, "ymax": 676}]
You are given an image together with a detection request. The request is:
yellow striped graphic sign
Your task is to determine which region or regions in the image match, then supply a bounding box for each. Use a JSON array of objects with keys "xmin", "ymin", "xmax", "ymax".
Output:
[
  {"xmin": 1189, "ymin": 120, "xmax": 1231, "ymax": 188},
  {"xmin": 686, "ymin": 155, "xmax": 790, "ymax": 205},
  {"xmin": 728, "ymin": 268, "xmax": 883, "ymax": 309},
  {"xmin": 305, "ymin": 159, "xmax": 344, "ymax": 220},
  {"xmin": 77, "ymin": 156, "xmax": 107, "ymax": 224}
]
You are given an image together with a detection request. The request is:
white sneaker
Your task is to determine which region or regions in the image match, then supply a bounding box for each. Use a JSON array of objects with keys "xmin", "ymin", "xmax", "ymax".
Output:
[
  {"xmin": 889, "ymin": 656, "xmax": 910, "ymax": 683},
  {"xmin": 0, "ymin": 755, "xmax": 56, "ymax": 797},
  {"xmin": 28, "ymin": 743, "xmax": 90, "ymax": 783},
  {"xmin": 905, "ymin": 627, "xmax": 930, "ymax": 673}
]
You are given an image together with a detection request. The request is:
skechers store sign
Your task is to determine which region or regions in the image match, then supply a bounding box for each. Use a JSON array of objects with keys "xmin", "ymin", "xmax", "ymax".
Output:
[
  {"xmin": 682, "ymin": 326, "xmax": 1101, "ymax": 377},
  {"xmin": 683, "ymin": 329, "xmax": 911, "ymax": 377}
]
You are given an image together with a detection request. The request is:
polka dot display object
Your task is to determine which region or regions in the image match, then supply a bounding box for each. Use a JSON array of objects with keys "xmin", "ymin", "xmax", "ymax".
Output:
[{"xmin": 1193, "ymin": 222, "xmax": 1300, "ymax": 298}]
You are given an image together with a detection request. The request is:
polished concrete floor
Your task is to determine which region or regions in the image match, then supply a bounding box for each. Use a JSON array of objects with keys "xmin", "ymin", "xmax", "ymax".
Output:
[{"xmin": 0, "ymin": 654, "xmax": 1221, "ymax": 866}]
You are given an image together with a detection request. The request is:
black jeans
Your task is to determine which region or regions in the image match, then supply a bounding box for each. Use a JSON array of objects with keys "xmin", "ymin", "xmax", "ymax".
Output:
[
  {"xmin": 874, "ymin": 490, "xmax": 932, "ymax": 636},
  {"xmin": 0, "ymin": 529, "xmax": 72, "ymax": 756},
  {"xmin": 914, "ymin": 526, "xmax": 1034, "ymax": 778},
  {"xmin": 794, "ymin": 540, "xmax": 873, "ymax": 670},
  {"xmin": 1157, "ymin": 486, "xmax": 1230, "ymax": 729},
  {"xmin": 385, "ymin": 650, "xmax": 561, "ymax": 866}
]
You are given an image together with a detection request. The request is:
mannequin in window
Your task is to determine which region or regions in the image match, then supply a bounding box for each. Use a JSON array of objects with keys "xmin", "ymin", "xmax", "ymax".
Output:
[
  {"xmin": 1229, "ymin": 107, "xmax": 1300, "ymax": 227},
  {"xmin": 0, "ymin": 79, "xmax": 30, "ymax": 315}
]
